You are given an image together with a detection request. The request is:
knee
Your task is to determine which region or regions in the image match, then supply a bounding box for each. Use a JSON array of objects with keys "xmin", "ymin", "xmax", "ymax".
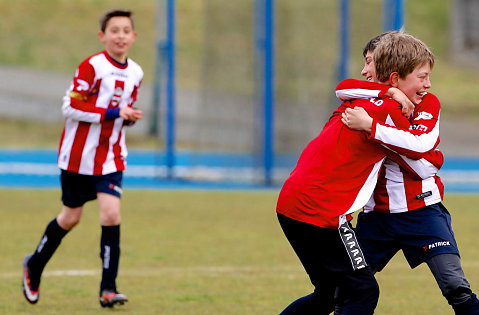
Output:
[
  {"xmin": 439, "ymin": 275, "xmax": 472, "ymax": 305},
  {"xmin": 366, "ymin": 280, "xmax": 380, "ymax": 302},
  {"xmin": 452, "ymin": 293, "xmax": 479, "ymax": 315},
  {"xmin": 352, "ymin": 278, "xmax": 380, "ymax": 310},
  {"xmin": 446, "ymin": 287, "xmax": 474, "ymax": 306},
  {"xmin": 342, "ymin": 275, "xmax": 379, "ymax": 311},
  {"xmin": 100, "ymin": 208, "xmax": 121, "ymax": 226},
  {"xmin": 57, "ymin": 210, "xmax": 81, "ymax": 230}
]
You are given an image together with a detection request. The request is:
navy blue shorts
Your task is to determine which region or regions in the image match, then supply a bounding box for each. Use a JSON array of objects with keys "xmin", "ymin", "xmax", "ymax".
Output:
[
  {"xmin": 60, "ymin": 170, "xmax": 123, "ymax": 208},
  {"xmin": 355, "ymin": 203, "xmax": 460, "ymax": 271}
]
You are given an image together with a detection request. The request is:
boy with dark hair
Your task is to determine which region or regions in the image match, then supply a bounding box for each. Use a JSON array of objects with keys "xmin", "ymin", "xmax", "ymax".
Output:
[
  {"xmin": 22, "ymin": 8, "xmax": 143, "ymax": 308},
  {"xmin": 276, "ymin": 32, "xmax": 438, "ymax": 315},
  {"xmin": 336, "ymin": 31, "xmax": 479, "ymax": 314}
]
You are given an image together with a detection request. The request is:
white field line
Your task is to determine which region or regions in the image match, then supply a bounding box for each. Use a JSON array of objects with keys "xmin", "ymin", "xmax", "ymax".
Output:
[
  {"xmin": 3, "ymin": 260, "xmax": 479, "ymax": 279},
  {"xmin": 1, "ymin": 265, "xmax": 302, "ymax": 279}
]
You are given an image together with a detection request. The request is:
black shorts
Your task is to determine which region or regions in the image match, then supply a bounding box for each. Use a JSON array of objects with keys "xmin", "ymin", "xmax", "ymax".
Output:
[
  {"xmin": 277, "ymin": 213, "xmax": 379, "ymax": 309},
  {"xmin": 60, "ymin": 170, "xmax": 123, "ymax": 208}
]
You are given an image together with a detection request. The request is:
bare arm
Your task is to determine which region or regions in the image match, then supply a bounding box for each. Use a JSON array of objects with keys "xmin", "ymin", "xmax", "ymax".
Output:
[
  {"xmin": 384, "ymin": 87, "xmax": 415, "ymax": 119},
  {"xmin": 120, "ymin": 106, "xmax": 143, "ymax": 122},
  {"xmin": 341, "ymin": 107, "xmax": 373, "ymax": 133}
]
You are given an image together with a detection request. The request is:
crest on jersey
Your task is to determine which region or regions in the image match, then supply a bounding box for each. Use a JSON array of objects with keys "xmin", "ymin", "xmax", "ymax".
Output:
[
  {"xmin": 109, "ymin": 81, "xmax": 125, "ymax": 108},
  {"xmin": 75, "ymin": 79, "xmax": 90, "ymax": 91},
  {"xmin": 415, "ymin": 111, "xmax": 433, "ymax": 120}
]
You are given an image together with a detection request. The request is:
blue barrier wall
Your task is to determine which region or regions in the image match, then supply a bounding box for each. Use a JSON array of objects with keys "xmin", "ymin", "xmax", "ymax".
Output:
[{"xmin": 0, "ymin": 149, "xmax": 477, "ymax": 192}]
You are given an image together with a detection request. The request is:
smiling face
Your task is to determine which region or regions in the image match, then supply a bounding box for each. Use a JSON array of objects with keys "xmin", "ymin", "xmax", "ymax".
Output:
[
  {"xmin": 394, "ymin": 62, "xmax": 432, "ymax": 105},
  {"xmin": 361, "ymin": 50, "xmax": 378, "ymax": 82},
  {"xmin": 98, "ymin": 16, "xmax": 136, "ymax": 63}
]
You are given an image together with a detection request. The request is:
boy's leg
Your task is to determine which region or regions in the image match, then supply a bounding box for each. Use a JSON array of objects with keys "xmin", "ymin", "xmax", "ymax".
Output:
[
  {"xmin": 277, "ymin": 213, "xmax": 378, "ymax": 314},
  {"xmin": 23, "ymin": 205, "xmax": 82, "ymax": 304},
  {"xmin": 338, "ymin": 268, "xmax": 379, "ymax": 315},
  {"xmin": 277, "ymin": 213, "xmax": 336, "ymax": 314},
  {"xmin": 98, "ymin": 193, "xmax": 121, "ymax": 292},
  {"xmin": 336, "ymin": 221, "xmax": 379, "ymax": 315},
  {"xmin": 335, "ymin": 211, "xmax": 399, "ymax": 314},
  {"xmin": 28, "ymin": 206, "xmax": 82, "ymax": 279},
  {"xmin": 427, "ymin": 254, "xmax": 479, "ymax": 314},
  {"xmin": 96, "ymin": 172, "xmax": 127, "ymax": 307},
  {"xmin": 23, "ymin": 216, "xmax": 70, "ymax": 303}
]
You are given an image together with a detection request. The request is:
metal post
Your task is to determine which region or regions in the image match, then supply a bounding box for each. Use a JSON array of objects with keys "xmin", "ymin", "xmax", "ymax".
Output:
[
  {"xmin": 254, "ymin": 0, "xmax": 275, "ymax": 185},
  {"xmin": 383, "ymin": 0, "xmax": 404, "ymax": 31},
  {"xmin": 338, "ymin": 0, "xmax": 350, "ymax": 83},
  {"xmin": 165, "ymin": 0, "xmax": 176, "ymax": 179},
  {"xmin": 264, "ymin": 0, "xmax": 275, "ymax": 185}
]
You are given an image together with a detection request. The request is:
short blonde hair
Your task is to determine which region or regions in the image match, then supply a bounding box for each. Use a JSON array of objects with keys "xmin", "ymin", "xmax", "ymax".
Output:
[{"xmin": 374, "ymin": 32, "xmax": 434, "ymax": 82}]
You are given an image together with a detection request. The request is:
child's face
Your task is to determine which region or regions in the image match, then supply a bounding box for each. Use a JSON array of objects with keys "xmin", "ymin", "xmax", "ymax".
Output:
[
  {"xmin": 395, "ymin": 63, "xmax": 432, "ymax": 105},
  {"xmin": 361, "ymin": 50, "xmax": 377, "ymax": 82},
  {"xmin": 99, "ymin": 16, "xmax": 136, "ymax": 62}
]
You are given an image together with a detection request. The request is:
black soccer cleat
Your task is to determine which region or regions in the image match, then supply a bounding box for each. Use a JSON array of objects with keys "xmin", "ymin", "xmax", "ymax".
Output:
[
  {"xmin": 99, "ymin": 289, "xmax": 128, "ymax": 307},
  {"xmin": 22, "ymin": 254, "xmax": 40, "ymax": 304}
]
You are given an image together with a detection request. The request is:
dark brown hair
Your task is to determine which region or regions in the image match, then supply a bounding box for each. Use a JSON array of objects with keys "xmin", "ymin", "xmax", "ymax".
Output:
[
  {"xmin": 99, "ymin": 9, "xmax": 134, "ymax": 32},
  {"xmin": 362, "ymin": 31, "xmax": 396, "ymax": 57}
]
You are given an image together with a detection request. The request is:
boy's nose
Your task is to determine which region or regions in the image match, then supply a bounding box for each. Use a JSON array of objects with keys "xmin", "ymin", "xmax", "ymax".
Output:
[
  {"xmin": 361, "ymin": 66, "xmax": 367, "ymax": 77},
  {"xmin": 424, "ymin": 77, "xmax": 431, "ymax": 88}
]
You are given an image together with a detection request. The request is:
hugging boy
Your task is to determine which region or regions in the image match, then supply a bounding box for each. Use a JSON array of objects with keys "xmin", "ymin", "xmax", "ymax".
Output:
[{"xmin": 276, "ymin": 32, "xmax": 439, "ymax": 314}]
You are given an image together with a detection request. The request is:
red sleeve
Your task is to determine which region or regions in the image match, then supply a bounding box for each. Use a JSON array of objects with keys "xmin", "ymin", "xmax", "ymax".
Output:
[
  {"xmin": 409, "ymin": 93, "xmax": 440, "ymax": 136},
  {"xmin": 68, "ymin": 59, "xmax": 107, "ymax": 120},
  {"xmin": 422, "ymin": 149, "xmax": 444, "ymax": 170},
  {"xmin": 369, "ymin": 94, "xmax": 441, "ymax": 159}
]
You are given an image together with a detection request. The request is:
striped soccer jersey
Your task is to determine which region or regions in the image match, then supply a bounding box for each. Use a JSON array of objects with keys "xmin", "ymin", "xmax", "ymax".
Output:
[
  {"xmin": 58, "ymin": 51, "xmax": 143, "ymax": 175},
  {"xmin": 335, "ymin": 79, "xmax": 444, "ymax": 213},
  {"xmin": 276, "ymin": 97, "xmax": 423, "ymax": 229}
]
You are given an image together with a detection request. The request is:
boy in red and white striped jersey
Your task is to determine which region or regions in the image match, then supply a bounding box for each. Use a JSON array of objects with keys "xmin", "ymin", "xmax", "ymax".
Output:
[
  {"xmin": 336, "ymin": 32, "xmax": 479, "ymax": 314},
  {"xmin": 23, "ymin": 9, "xmax": 142, "ymax": 308},
  {"xmin": 276, "ymin": 32, "xmax": 439, "ymax": 315}
]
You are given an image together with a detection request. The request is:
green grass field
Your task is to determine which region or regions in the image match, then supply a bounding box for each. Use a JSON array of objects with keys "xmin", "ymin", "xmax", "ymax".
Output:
[{"xmin": 1, "ymin": 190, "xmax": 477, "ymax": 314}]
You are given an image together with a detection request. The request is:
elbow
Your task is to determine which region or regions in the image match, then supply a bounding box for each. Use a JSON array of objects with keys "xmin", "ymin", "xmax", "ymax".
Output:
[
  {"xmin": 61, "ymin": 104, "xmax": 71, "ymax": 118},
  {"xmin": 335, "ymin": 91, "xmax": 344, "ymax": 101}
]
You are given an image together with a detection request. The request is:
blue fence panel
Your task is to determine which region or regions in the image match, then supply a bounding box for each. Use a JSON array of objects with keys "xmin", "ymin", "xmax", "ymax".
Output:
[{"xmin": 0, "ymin": 149, "xmax": 477, "ymax": 193}]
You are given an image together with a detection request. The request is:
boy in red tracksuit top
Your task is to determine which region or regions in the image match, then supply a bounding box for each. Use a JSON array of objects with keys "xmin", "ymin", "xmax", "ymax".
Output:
[
  {"xmin": 335, "ymin": 32, "xmax": 479, "ymax": 315},
  {"xmin": 276, "ymin": 32, "xmax": 438, "ymax": 315}
]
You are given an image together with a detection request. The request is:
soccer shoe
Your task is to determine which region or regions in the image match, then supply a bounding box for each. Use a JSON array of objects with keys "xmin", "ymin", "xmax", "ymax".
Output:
[
  {"xmin": 22, "ymin": 254, "xmax": 39, "ymax": 304},
  {"xmin": 99, "ymin": 289, "xmax": 128, "ymax": 308}
]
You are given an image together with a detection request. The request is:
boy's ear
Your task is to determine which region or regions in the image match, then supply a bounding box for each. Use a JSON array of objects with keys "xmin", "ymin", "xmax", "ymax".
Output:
[
  {"xmin": 98, "ymin": 31, "xmax": 105, "ymax": 43},
  {"xmin": 389, "ymin": 72, "xmax": 400, "ymax": 87}
]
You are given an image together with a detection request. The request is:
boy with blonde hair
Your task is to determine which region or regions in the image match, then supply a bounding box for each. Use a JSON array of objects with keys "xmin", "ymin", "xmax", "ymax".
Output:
[
  {"xmin": 276, "ymin": 31, "xmax": 439, "ymax": 315},
  {"xmin": 337, "ymin": 31, "xmax": 479, "ymax": 314}
]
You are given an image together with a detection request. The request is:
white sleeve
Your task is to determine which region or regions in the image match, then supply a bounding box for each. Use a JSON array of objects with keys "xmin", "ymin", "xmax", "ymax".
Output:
[
  {"xmin": 61, "ymin": 84, "xmax": 102, "ymax": 123},
  {"xmin": 335, "ymin": 88, "xmax": 382, "ymax": 101},
  {"xmin": 374, "ymin": 116, "xmax": 440, "ymax": 153},
  {"xmin": 398, "ymin": 155, "xmax": 439, "ymax": 179}
]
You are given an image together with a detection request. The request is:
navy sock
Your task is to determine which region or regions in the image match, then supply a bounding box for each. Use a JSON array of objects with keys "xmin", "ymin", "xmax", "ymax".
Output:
[
  {"xmin": 100, "ymin": 225, "xmax": 120, "ymax": 292},
  {"xmin": 28, "ymin": 218, "xmax": 68, "ymax": 288}
]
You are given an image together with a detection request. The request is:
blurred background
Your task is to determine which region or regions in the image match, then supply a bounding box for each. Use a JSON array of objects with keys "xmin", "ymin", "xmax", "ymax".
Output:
[{"xmin": 0, "ymin": 0, "xmax": 477, "ymax": 190}]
